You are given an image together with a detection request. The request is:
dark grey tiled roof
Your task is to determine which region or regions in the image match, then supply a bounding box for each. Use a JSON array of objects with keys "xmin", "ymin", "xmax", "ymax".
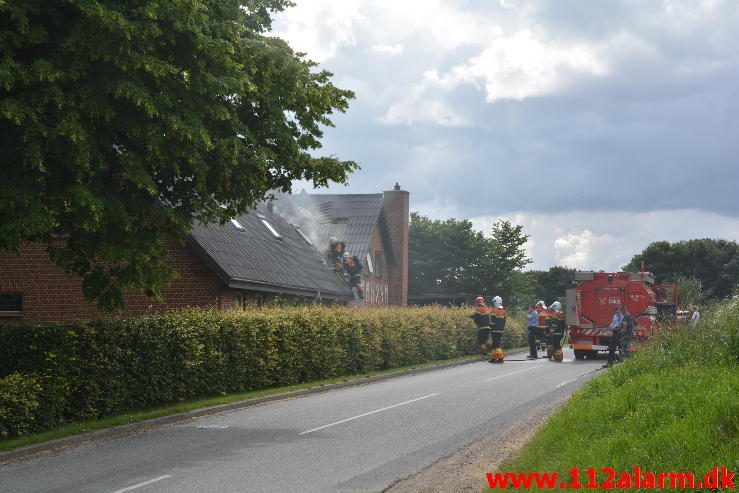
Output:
[
  {"xmin": 188, "ymin": 204, "xmax": 351, "ymax": 298},
  {"xmin": 274, "ymin": 193, "xmax": 386, "ymax": 261}
]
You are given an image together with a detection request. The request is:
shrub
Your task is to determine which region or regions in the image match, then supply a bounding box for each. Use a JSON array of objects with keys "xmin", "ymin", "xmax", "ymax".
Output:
[{"xmin": 0, "ymin": 305, "xmax": 526, "ymax": 439}]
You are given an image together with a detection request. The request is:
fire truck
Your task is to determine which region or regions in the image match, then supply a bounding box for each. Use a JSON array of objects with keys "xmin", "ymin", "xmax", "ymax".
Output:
[{"xmin": 566, "ymin": 272, "xmax": 677, "ymax": 360}]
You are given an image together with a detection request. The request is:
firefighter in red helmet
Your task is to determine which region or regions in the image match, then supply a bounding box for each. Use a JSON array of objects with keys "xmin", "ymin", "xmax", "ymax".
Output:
[
  {"xmin": 470, "ymin": 296, "xmax": 492, "ymax": 358},
  {"xmin": 489, "ymin": 296, "xmax": 507, "ymax": 363}
]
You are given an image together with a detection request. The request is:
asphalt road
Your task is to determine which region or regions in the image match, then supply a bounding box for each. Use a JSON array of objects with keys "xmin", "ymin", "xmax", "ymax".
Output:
[{"xmin": 0, "ymin": 349, "xmax": 603, "ymax": 493}]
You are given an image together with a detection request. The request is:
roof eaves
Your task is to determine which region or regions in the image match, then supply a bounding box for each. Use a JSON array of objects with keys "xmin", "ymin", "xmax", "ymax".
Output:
[{"xmin": 227, "ymin": 278, "xmax": 352, "ymax": 299}]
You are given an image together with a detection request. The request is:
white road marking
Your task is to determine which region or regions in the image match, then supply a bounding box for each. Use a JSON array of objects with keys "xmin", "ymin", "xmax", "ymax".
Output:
[
  {"xmin": 484, "ymin": 364, "xmax": 547, "ymax": 381},
  {"xmin": 556, "ymin": 377, "xmax": 580, "ymax": 388},
  {"xmin": 299, "ymin": 393, "xmax": 440, "ymax": 435},
  {"xmin": 111, "ymin": 475, "xmax": 171, "ymax": 493}
]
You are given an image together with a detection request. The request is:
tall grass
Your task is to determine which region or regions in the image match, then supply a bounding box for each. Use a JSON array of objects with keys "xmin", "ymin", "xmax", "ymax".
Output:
[{"xmin": 500, "ymin": 296, "xmax": 739, "ymax": 491}]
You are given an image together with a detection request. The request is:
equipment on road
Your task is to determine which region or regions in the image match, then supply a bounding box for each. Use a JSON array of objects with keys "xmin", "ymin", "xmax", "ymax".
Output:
[{"xmin": 566, "ymin": 272, "xmax": 677, "ymax": 360}]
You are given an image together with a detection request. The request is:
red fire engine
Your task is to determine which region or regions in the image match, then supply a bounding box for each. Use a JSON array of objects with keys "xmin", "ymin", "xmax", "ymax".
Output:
[{"xmin": 566, "ymin": 272, "xmax": 677, "ymax": 360}]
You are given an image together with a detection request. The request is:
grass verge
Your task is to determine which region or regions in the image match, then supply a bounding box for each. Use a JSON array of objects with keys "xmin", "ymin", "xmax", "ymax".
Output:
[
  {"xmin": 1, "ymin": 353, "xmax": 483, "ymax": 453},
  {"xmin": 497, "ymin": 297, "xmax": 739, "ymax": 491}
]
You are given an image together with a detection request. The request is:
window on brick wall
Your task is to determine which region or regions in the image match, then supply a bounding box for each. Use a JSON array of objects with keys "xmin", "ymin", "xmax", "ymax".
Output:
[
  {"xmin": 375, "ymin": 251, "xmax": 384, "ymax": 278},
  {"xmin": 366, "ymin": 252, "xmax": 374, "ymax": 274},
  {"xmin": 0, "ymin": 293, "xmax": 22, "ymax": 313}
]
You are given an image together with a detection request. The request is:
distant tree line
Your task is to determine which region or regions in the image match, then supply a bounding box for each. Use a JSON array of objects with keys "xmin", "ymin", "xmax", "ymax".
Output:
[
  {"xmin": 623, "ymin": 239, "xmax": 739, "ymax": 302},
  {"xmin": 409, "ymin": 213, "xmax": 738, "ymax": 307}
]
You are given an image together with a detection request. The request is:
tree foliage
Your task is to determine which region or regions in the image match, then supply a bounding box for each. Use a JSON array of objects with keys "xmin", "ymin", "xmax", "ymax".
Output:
[
  {"xmin": 408, "ymin": 213, "xmax": 531, "ymax": 306},
  {"xmin": 623, "ymin": 239, "xmax": 739, "ymax": 301},
  {"xmin": 0, "ymin": 0, "xmax": 357, "ymax": 309},
  {"xmin": 524, "ymin": 266, "xmax": 577, "ymax": 305}
]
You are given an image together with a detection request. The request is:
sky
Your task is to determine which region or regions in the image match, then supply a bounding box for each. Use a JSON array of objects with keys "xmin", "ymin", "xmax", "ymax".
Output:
[{"xmin": 272, "ymin": 0, "xmax": 739, "ymax": 271}]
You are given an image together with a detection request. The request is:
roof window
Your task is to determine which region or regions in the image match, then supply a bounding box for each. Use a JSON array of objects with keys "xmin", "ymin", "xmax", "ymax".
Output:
[
  {"xmin": 294, "ymin": 225, "xmax": 313, "ymax": 245},
  {"xmin": 230, "ymin": 219, "xmax": 245, "ymax": 231},
  {"xmin": 257, "ymin": 214, "xmax": 282, "ymax": 239}
]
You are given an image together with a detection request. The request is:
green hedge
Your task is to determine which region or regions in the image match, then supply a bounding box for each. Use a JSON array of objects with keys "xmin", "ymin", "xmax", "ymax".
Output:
[
  {"xmin": 0, "ymin": 305, "xmax": 528, "ymax": 439},
  {"xmin": 0, "ymin": 305, "xmax": 526, "ymax": 439}
]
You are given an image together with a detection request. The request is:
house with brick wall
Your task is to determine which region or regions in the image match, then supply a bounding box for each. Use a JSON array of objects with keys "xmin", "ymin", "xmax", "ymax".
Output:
[{"xmin": 0, "ymin": 185, "xmax": 409, "ymax": 324}]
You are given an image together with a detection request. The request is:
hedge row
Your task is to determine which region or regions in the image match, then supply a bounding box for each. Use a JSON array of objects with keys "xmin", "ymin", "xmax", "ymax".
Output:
[{"xmin": 0, "ymin": 306, "xmax": 523, "ymax": 439}]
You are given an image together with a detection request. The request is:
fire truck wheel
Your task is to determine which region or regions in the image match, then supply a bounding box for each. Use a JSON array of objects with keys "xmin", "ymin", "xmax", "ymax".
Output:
[
  {"xmin": 574, "ymin": 349, "xmax": 587, "ymax": 360},
  {"xmin": 587, "ymin": 350, "xmax": 599, "ymax": 360}
]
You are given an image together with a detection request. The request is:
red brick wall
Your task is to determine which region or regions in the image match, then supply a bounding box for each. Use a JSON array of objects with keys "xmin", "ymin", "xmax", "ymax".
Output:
[
  {"xmin": 382, "ymin": 186, "xmax": 409, "ymax": 306},
  {"xmin": 363, "ymin": 226, "xmax": 389, "ymax": 306},
  {"xmin": 0, "ymin": 239, "xmax": 227, "ymax": 324}
]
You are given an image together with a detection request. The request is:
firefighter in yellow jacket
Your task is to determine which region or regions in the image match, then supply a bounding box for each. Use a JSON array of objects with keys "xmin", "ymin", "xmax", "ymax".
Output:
[
  {"xmin": 536, "ymin": 300, "xmax": 552, "ymax": 358},
  {"xmin": 548, "ymin": 301, "xmax": 566, "ymax": 362},
  {"xmin": 470, "ymin": 296, "xmax": 492, "ymax": 357},
  {"xmin": 489, "ymin": 296, "xmax": 507, "ymax": 363}
]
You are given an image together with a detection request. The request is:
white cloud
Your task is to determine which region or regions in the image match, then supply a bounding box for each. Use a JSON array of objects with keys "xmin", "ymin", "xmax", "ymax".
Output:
[
  {"xmin": 468, "ymin": 209, "xmax": 739, "ymax": 272},
  {"xmin": 368, "ymin": 44, "xmax": 404, "ymax": 55},
  {"xmin": 553, "ymin": 230, "xmax": 615, "ymax": 269},
  {"xmin": 272, "ymin": 0, "xmax": 365, "ymax": 62},
  {"xmin": 428, "ymin": 30, "xmax": 608, "ymax": 103}
]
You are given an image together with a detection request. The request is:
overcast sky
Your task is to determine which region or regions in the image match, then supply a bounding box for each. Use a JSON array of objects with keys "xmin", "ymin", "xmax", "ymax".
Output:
[{"xmin": 273, "ymin": 0, "xmax": 739, "ymax": 271}]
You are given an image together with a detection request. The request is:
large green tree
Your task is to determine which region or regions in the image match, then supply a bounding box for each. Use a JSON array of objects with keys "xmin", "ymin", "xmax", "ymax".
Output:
[
  {"xmin": 408, "ymin": 214, "xmax": 531, "ymax": 306},
  {"xmin": 0, "ymin": 0, "xmax": 357, "ymax": 309},
  {"xmin": 524, "ymin": 266, "xmax": 577, "ymax": 305},
  {"xmin": 623, "ymin": 239, "xmax": 739, "ymax": 301}
]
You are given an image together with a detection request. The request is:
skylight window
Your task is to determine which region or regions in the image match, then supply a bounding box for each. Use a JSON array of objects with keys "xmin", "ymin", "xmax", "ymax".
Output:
[
  {"xmin": 253, "ymin": 212, "xmax": 282, "ymax": 239},
  {"xmin": 230, "ymin": 218, "xmax": 245, "ymax": 231},
  {"xmin": 294, "ymin": 225, "xmax": 312, "ymax": 245}
]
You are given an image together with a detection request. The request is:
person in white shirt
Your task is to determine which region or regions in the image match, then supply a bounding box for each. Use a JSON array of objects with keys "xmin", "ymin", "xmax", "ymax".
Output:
[{"xmin": 690, "ymin": 306, "xmax": 700, "ymax": 327}]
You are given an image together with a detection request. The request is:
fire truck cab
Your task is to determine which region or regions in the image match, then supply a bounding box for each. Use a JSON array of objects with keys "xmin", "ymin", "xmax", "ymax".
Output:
[{"xmin": 566, "ymin": 271, "xmax": 677, "ymax": 360}]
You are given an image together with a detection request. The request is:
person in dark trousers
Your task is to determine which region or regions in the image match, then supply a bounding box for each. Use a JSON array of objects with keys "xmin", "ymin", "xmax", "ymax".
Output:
[
  {"xmin": 604, "ymin": 306, "xmax": 624, "ymax": 367},
  {"xmin": 535, "ymin": 300, "xmax": 551, "ymax": 357},
  {"xmin": 489, "ymin": 296, "xmax": 507, "ymax": 363},
  {"xmin": 548, "ymin": 301, "xmax": 565, "ymax": 362},
  {"xmin": 470, "ymin": 297, "xmax": 492, "ymax": 358},
  {"xmin": 342, "ymin": 251, "xmax": 364, "ymax": 299},
  {"xmin": 620, "ymin": 306, "xmax": 634, "ymax": 358},
  {"xmin": 526, "ymin": 304, "xmax": 539, "ymax": 359}
]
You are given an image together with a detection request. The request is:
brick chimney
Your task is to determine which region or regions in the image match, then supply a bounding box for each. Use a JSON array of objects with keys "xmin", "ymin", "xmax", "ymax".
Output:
[{"xmin": 383, "ymin": 183, "xmax": 409, "ymax": 306}]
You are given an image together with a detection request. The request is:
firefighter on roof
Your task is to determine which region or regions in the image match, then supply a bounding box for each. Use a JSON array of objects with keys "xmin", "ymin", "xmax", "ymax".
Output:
[
  {"xmin": 470, "ymin": 297, "xmax": 492, "ymax": 357},
  {"xmin": 548, "ymin": 301, "xmax": 566, "ymax": 362},
  {"xmin": 489, "ymin": 296, "xmax": 507, "ymax": 364},
  {"xmin": 328, "ymin": 237, "xmax": 346, "ymax": 271},
  {"xmin": 536, "ymin": 300, "xmax": 551, "ymax": 357},
  {"xmin": 342, "ymin": 251, "xmax": 364, "ymax": 299}
]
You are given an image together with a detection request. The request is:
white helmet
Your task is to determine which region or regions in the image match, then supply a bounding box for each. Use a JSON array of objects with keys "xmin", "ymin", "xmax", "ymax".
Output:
[
  {"xmin": 342, "ymin": 251, "xmax": 351, "ymax": 259},
  {"xmin": 550, "ymin": 301, "xmax": 562, "ymax": 312},
  {"xmin": 492, "ymin": 296, "xmax": 503, "ymax": 308},
  {"xmin": 329, "ymin": 237, "xmax": 338, "ymax": 246},
  {"xmin": 536, "ymin": 300, "xmax": 546, "ymax": 309}
]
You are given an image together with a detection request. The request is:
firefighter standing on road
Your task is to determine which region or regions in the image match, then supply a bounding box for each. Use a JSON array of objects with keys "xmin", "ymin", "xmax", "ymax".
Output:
[
  {"xmin": 470, "ymin": 297, "xmax": 492, "ymax": 358},
  {"xmin": 548, "ymin": 301, "xmax": 566, "ymax": 362},
  {"xmin": 489, "ymin": 296, "xmax": 507, "ymax": 364},
  {"xmin": 526, "ymin": 304, "xmax": 539, "ymax": 359},
  {"xmin": 536, "ymin": 301, "xmax": 551, "ymax": 357}
]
